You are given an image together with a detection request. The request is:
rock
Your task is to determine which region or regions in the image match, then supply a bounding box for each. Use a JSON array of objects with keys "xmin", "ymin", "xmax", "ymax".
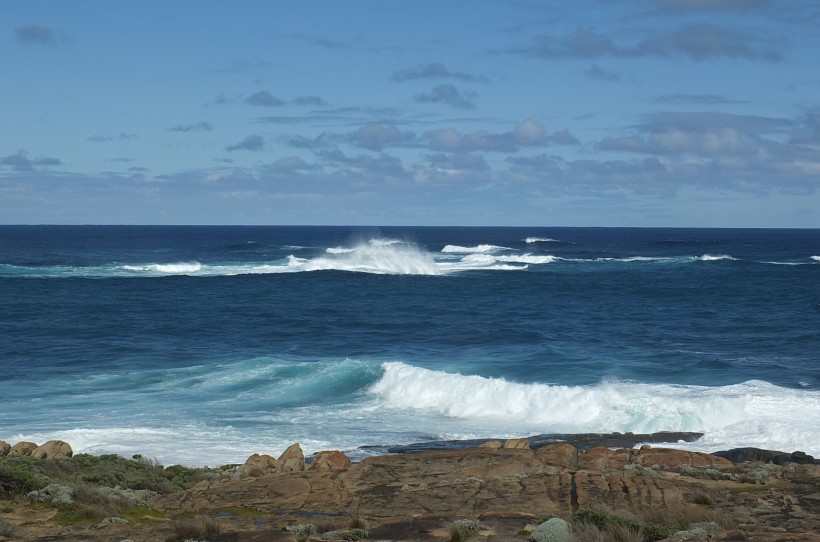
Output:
[
  {"xmin": 311, "ymin": 450, "xmax": 351, "ymax": 471},
  {"xmin": 529, "ymin": 517, "xmax": 570, "ymax": 542},
  {"xmin": 577, "ymin": 446, "xmax": 631, "ymax": 471},
  {"xmin": 241, "ymin": 453, "xmax": 278, "ymax": 477},
  {"xmin": 479, "ymin": 440, "xmax": 503, "ymax": 449},
  {"xmin": 503, "ymin": 438, "xmax": 531, "ymax": 449},
  {"xmin": 99, "ymin": 516, "xmax": 128, "ymax": 525},
  {"xmin": 0, "ymin": 440, "xmax": 10, "ymax": 457},
  {"xmin": 713, "ymin": 447, "xmax": 817, "ymax": 465},
  {"xmin": 277, "ymin": 443, "xmax": 305, "ymax": 473},
  {"xmin": 632, "ymin": 446, "xmax": 733, "ymax": 469},
  {"xmin": 9, "ymin": 441, "xmax": 38, "ymax": 456},
  {"xmin": 31, "ymin": 440, "xmax": 73, "ymax": 460},
  {"xmin": 536, "ymin": 444, "xmax": 578, "ymax": 468}
]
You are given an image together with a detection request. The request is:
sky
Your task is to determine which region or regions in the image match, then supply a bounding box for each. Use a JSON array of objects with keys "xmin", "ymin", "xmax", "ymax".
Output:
[{"xmin": 2, "ymin": 0, "xmax": 820, "ymax": 227}]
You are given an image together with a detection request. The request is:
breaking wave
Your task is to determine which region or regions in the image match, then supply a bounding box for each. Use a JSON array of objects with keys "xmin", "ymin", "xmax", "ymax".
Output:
[
  {"xmin": 123, "ymin": 262, "xmax": 203, "ymax": 274},
  {"xmin": 369, "ymin": 362, "xmax": 820, "ymax": 456},
  {"xmin": 1, "ymin": 237, "xmax": 808, "ymax": 279},
  {"xmin": 441, "ymin": 244, "xmax": 511, "ymax": 254}
]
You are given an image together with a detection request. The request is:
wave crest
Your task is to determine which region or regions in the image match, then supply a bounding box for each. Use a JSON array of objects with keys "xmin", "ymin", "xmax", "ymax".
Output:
[
  {"xmin": 369, "ymin": 362, "xmax": 820, "ymax": 453},
  {"xmin": 441, "ymin": 244, "xmax": 510, "ymax": 254}
]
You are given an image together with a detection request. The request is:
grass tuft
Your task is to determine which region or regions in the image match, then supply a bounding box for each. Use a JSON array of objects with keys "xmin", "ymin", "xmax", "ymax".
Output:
[{"xmin": 172, "ymin": 515, "xmax": 221, "ymax": 541}]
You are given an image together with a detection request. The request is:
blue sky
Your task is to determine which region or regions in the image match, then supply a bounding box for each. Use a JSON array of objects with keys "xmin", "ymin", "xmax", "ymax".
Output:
[{"xmin": 2, "ymin": 0, "xmax": 819, "ymax": 227}]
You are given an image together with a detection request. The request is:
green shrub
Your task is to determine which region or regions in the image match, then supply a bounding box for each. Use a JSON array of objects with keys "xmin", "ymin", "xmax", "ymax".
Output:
[
  {"xmin": 529, "ymin": 517, "xmax": 570, "ymax": 542},
  {"xmin": 344, "ymin": 527, "xmax": 369, "ymax": 541},
  {"xmin": 572, "ymin": 507, "xmax": 670, "ymax": 542},
  {"xmin": 449, "ymin": 519, "xmax": 479, "ymax": 542},
  {"xmin": 0, "ymin": 458, "xmax": 40, "ymax": 497}
]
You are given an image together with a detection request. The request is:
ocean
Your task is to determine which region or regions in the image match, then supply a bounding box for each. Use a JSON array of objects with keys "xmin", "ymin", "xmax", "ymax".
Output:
[{"xmin": 1, "ymin": 225, "xmax": 819, "ymax": 466}]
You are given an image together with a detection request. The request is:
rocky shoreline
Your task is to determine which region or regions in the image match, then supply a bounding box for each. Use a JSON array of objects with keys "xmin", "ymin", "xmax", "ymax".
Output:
[{"xmin": 2, "ymin": 436, "xmax": 820, "ymax": 541}]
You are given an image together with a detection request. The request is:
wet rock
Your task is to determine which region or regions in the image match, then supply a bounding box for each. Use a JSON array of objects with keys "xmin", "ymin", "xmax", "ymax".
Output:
[{"xmin": 713, "ymin": 447, "xmax": 817, "ymax": 465}]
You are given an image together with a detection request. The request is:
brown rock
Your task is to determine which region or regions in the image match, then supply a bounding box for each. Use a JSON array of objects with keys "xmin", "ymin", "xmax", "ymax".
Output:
[
  {"xmin": 310, "ymin": 450, "xmax": 352, "ymax": 470},
  {"xmin": 147, "ymin": 447, "xmax": 820, "ymax": 542},
  {"xmin": 502, "ymin": 437, "xmax": 530, "ymax": 449},
  {"xmin": 632, "ymin": 446, "xmax": 733, "ymax": 469},
  {"xmin": 277, "ymin": 443, "xmax": 305, "ymax": 473},
  {"xmin": 536, "ymin": 443, "xmax": 578, "ymax": 468},
  {"xmin": 479, "ymin": 440, "xmax": 502, "ymax": 449},
  {"xmin": 241, "ymin": 453, "xmax": 278, "ymax": 477},
  {"xmin": 31, "ymin": 440, "xmax": 73, "ymax": 460},
  {"xmin": 9, "ymin": 441, "xmax": 38, "ymax": 456},
  {"xmin": 0, "ymin": 440, "xmax": 10, "ymax": 457},
  {"xmin": 578, "ymin": 446, "xmax": 631, "ymax": 471}
]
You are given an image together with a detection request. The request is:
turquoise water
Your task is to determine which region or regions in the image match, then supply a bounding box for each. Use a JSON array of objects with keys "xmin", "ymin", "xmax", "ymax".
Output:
[{"xmin": 1, "ymin": 226, "xmax": 819, "ymax": 465}]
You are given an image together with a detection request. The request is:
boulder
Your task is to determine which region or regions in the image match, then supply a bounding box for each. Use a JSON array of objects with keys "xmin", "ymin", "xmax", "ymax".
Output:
[
  {"xmin": 502, "ymin": 438, "xmax": 531, "ymax": 450},
  {"xmin": 479, "ymin": 440, "xmax": 503, "ymax": 449},
  {"xmin": 241, "ymin": 453, "xmax": 278, "ymax": 477},
  {"xmin": 9, "ymin": 441, "xmax": 38, "ymax": 456},
  {"xmin": 0, "ymin": 440, "xmax": 10, "ymax": 457},
  {"xmin": 311, "ymin": 450, "xmax": 351, "ymax": 471},
  {"xmin": 277, "ymin": 443, "xmax": 305, "ymax": 473},
  {"xmin": 31, "ymin": 440, "xmax": 73, "ymax": 460}
]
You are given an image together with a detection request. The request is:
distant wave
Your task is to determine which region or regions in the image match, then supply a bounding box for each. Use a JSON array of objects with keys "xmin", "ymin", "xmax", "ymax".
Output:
[
  {"xmin": 525, "ymin": 237, "xmax": 560, "ymax": 244},
  {"xmin": 370, "ymin": 362, "xmax": 820, "ymax": 456},
  {"xmin": 123, "ymin": 262, "xmax": 203, "ymax": 274},
  {"xmin": 441, "ymin": 244, "xmax": 511, "ymax": 254},
  {"xmin": 5, "ymin": 240, "xmax": 811, "ymax": 279},
  {"xmin": 495, "ymin": 254, "xmax": 559, "ymax": 265},
  {"xmin": 295, "ymin": 240, "xmax": 440, "ymax": 275}
]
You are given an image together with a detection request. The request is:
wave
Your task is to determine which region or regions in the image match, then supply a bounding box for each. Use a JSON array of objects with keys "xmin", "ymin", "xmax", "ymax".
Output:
[
  {"xmin": 4, "ymin": 237, "xmax": 812, "ymax": 279},
  {"xmin": 122, "ymin": 262, "xmax": 203, "ymax": 274},
  {"xmin": 297, "ymin": 241, "xmax": 440, "ymax": 275},
  {"xmin": 8, "ymin": 358, "xmax": 820, "ymax": 465},
  {"xmin": 369, "ymin": 362, "xmax": 820, "ymax": 456},
  {"xmin": 495, "ymin": 254, "xmax": 559, "ymax": 265},
  {"xmin": 525, "ymin": 237, "xmax": 561, "ymax": 244},
  {"xmin": 441, "ymin": 244, "xmax": 511, "ymax": 254}
]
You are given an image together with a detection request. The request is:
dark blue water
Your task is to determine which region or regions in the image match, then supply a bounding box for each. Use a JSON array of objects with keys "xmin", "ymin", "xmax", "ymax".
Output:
[{"xmin": 1, "ymin": 226, "xmax": 819, "ymax": 465}]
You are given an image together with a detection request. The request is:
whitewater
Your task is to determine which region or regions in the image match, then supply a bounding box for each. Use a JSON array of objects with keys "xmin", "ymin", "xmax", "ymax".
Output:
[{"xmin": 1, "ymin": 225, "xmax": 819, "ymax": 466}]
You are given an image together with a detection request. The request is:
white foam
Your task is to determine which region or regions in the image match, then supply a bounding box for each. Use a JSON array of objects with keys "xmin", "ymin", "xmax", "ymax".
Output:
[
  {"xmin": 525, "ymin": 237, "xmax": 562, "ymax": 243},
  {"xmin": 812, "ymin": 256, "xmax": 820, "ymax": 262},
  {"xmin": 700, "ymin": 254, "xmax": 737, "ymax": 261},
  {"xmin": 299, "ymin": 240, "xmax": 440, "ymax": 275},
  {"xmin": 369, "ymin": 362, "xmax": 820, "ymax": 456},
  {"xmin": 326, "ymin": 247, "xmax": 355, "ymax": 254},
  {"xmin": 122, "ymin": 262, "xmax": 203, "ymax": 274},
  {"xmin": 496, "ymin": 254, "xmax": 559, "ymax": 264},
  {"xmin": 441, "ymin": 244, "xmax": 510, "ymax": 254}
]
